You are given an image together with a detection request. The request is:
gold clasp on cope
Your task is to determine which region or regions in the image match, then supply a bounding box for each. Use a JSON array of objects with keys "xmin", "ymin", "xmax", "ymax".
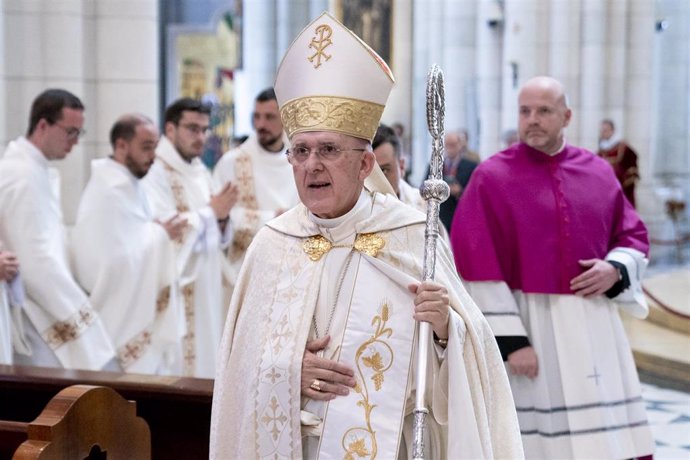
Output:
[{"xmin": 302, "ymin": 233, "xmax": 385, "ymax": 262}]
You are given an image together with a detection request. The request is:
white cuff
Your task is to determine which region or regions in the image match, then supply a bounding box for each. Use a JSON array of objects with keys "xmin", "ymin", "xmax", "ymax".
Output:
[{"xmin": 606, "ymin": 247, "xmax": 649, "ymax": 318}]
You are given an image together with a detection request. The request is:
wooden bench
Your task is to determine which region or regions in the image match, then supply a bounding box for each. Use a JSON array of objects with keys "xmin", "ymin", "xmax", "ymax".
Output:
[
  {"xmin": 1, "ymin": 384, "xmax": 150, "ymax": 459},
  {"xmin": 0, "ymin": 365, "xmax": 214, "ymax": 459}
]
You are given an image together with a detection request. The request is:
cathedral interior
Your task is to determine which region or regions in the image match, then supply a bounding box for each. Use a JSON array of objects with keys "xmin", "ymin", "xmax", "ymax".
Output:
[{"xmin": 0, "ymin": 0, "xmax": 688, "ymax": 458}]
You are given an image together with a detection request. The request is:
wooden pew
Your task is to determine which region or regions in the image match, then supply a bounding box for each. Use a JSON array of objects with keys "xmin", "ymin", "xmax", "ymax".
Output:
[
  {"xmin": 0, "ymin": 365, "xmax": 214, "ymax": 460},
  {"xmin": 0, "ymin": 419, "xmax": 28, "ymax": 459},
  {"xmin": 1, "ymin": 384, "xmax": 150, "ymax": 459}
]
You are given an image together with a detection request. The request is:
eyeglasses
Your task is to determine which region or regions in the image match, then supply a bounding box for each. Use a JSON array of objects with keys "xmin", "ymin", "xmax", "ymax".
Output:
[
  {"xmin": 285, "ymin": 145, "xmax": 367, "ymax": 164},
  {"xmin": 54, "ymin": 123, "xmax": 86, "ymax": 140},
  {"xmin": 178, "ymin": 123, "xmax": 211, "ymax": 136}
]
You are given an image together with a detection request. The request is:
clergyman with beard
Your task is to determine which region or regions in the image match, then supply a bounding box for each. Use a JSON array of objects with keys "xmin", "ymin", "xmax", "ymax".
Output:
[
  {"xmin": 213, "ymin": 88, "xmax": 299, "ymax": 287},
  {"xmin": 72, "ymin": 113, "xmax": 188, "ymax": 374},
  {"xmin": 143, "ymin": 99, "xmax": 238, "ymax": 378}
]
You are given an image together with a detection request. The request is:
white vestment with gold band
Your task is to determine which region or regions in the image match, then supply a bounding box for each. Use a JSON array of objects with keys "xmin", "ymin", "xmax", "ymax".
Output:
[
  {"xmin": 212, "ymin": 133, "xmax": 298, "ymax": 285},
  {"xmin": 143, "ymin": 136, "xmax": 231, "ymax": 377},
  {"xmin": 0, "ymin": 137, "xmax": 115, "ymax": 369},
  {"xmin": 72, "ymin": 158, "xmax": 184, "ymax": 374},
  {"xmin": 210, "ymin": 191, "xmax": 523, "ymax": 459}
]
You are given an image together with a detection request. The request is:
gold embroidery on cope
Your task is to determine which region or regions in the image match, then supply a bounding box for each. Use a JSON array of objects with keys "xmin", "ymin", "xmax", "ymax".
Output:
[
  {"xmin": 308, "ymin": 24, "xmax": 333, "ymax": 69},
  {"xmin": 342, "ymin": 302, "xmax": 394, "ymax": 459},
  {"xmin": 260, "ymin": 396, "xmax": 289, "ymax": 441},
  {"xmin": 302, "ymin": 233, "xmax": 385, "ymax": 261}
]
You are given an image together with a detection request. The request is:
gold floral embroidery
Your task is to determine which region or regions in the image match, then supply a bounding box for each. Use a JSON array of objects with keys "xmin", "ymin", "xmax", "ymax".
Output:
[
  {"xmin": 234, "ymin": 152, "xmax": 258, "ymax": 210},
  {"xmin": 161, "ymin": 161, "xmax": 190, "ymax": 213},
  {"xmin": 342, "ymin": 302, "xmax": 394, "ymax": 459},
  {"xmin": 280, "ymin": 96, "xmax": 384, "ymax": 142},
  {"xmin": 117, "ymin": 328, "xmax": 152, "ymax": 369},
  {"xmin": 230, "ymin": 228, "xmax": 255, "ymax": 261},
  {"xmin": 161, "ymin": 160, "xmax": 192, "ymax": 245},
  {"xmin": 181, "ymin": 284, "xmax": 196, "ymax": 376},
  {"xmin": 155, "ymin": 286, "xmax": 171, "ymax": 313},
  {"xmin": 229, "ymin": 152, "xmax": 260, "ymax": 262},
  {"xmin": 42, "ymin": 307, "xmax": 96, "ymax": 349},
  {"xmin": 117, "ymin": 286, "xmax": 172, "ymax": 369},
  {"xmin": 302, "ymin": 233, "xmax": 385, "ymax": 262}
]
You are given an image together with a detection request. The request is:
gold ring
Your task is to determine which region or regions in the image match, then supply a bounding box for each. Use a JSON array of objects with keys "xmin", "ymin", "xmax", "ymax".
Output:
[{"xmin": 310, "ymin": 379, "xmax": 322, "ymax": 391}]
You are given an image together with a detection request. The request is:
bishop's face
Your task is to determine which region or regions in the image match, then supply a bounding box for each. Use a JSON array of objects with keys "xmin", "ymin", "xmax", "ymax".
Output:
[{"xmin": 289, "ymin": 131, "xmax": 374, "ymax": 219}]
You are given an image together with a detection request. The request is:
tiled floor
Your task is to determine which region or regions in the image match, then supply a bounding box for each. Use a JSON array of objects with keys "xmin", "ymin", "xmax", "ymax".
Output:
[{"xmin": 642, "ymin": 382, "xmax": 690, "ymax": 459}]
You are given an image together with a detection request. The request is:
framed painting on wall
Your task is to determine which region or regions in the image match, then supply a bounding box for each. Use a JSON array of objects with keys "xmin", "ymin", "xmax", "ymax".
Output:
[
  {"xmin": 335, "ymin": 0, "xmax": 393, "ymax": 67},
  {"xmin": 166, "ymin": 7, "xmax": 242, "ymax": 168}
]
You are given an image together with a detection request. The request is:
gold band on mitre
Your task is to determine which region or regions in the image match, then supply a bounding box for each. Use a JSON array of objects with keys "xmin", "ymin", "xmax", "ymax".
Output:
[{"xmin": 280, "ymin": 95, "xmax": 385, "ymax": 142}]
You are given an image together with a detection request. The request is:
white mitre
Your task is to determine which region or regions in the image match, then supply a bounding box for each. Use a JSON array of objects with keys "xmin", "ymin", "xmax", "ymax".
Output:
[{"xmin": 274, "ymin": 11, "xmax": 396, "ymax": 194}]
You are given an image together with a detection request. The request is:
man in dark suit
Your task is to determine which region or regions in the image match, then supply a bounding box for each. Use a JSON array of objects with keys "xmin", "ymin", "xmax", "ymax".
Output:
[{"xmin": 431, "ymin": 130, "xmax": 478, "ymax": 231}]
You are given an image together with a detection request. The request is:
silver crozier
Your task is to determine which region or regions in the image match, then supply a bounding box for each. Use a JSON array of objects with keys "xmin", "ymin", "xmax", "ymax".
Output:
[{"xmin": 412, "ymin": 64, "xmax": 449, "ymax": 460}]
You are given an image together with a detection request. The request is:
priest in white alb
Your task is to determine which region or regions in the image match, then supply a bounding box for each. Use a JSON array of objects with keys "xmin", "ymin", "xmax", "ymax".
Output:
[
  {"xmin": 210, "ymin": 13, "xmax": 523, "ymax": 459},
  {"xmin": 0, "ymin": 244, "xmax": 23, "ymax": 364},
  {"xmin": 213, "ymin": 88, "xmax": 299, "ymax": 286},
  {"xmin": 0, "ymin": 89, "xmax": 116, "ymax": 370},
  {"xmin": 143, "ymin": 98, "xmax": 238, "ymax": 378},
  {"xmin": 71, "ymin": 114, "xmax": 186, "ymax": 375}
]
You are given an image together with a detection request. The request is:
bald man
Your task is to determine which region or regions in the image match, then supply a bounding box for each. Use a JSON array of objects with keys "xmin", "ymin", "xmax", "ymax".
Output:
[
  {"xmin": 72, "ymin": 114, "xmax": 186, "ymax": 374},
  {"xmin": 451, "ymin": 76, "xmax": 654, "ymax": 459}
]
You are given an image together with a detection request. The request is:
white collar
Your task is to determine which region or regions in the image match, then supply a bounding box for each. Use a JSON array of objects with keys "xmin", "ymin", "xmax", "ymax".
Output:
[
  {"xmin": 599, "ymin": 135, "xmax": 621, "ymax": 150},
  {"xmin": 546, "ymin": 138, "xmax": 567, "ymax": 156},
  {"xmin": 309, "ymin": 190, "xmax": 370, "ymax": 243},
  {"xmin": 18, "ymin": 137, "xmax": 49, "ymax": 168}
]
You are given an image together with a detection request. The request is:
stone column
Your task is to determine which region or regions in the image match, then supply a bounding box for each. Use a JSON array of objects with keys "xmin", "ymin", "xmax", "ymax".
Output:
[
  {"xmin": 501, "ymin": 0, "xmax": 549, "ymax": 130},
  {"xmin": 653, "ymin": 1, "xmax": 690, "ymax": 178},
  {"xmin": 0, "ymin": 0, "xmax": 6, "ymax": 147},
  {"xmin": 548, "ymin": 0, "xmax": 581, "ymax": 142},
  {"xmin": 409, "ymin": 0, "xmax": 437, "ymax": 185},
  {"xmin": 381, "ymin": 0, "xmax": 413, "ymax": 140},
  {"xmin": 440, "ymin": 0, "xmax": 477, "ymax": 135},
  {"xmin": 236, "ymin": 0, "xmax": 278, "ymax": 135},
  {"xmin": 92, "ymin": 0, "xmax": 159, "ymax": 158},
  {"xmin": 578, "ymin": 0, "xmax": 608, "ymax": 150},
  {"xmin": 648, "ymin": 0, "xmax": 690, "ymax": 253},
  {"xmin": 475, "ymin": 0, "xmax": 505, "ymax": 158},
  {"xmin": 276, "ymin": 0, "xmax": 309, "ymax": 58},
  {"xmin": 624, "ymin": 0, "xmax": 654, "ymax": 207},
  {"xmin": 0, "ymin": 0, "xmax": 159, "ymax": 224},
  {"xmin": 1, "ymin": 0, "xmax": 88, "ymax": 223}
]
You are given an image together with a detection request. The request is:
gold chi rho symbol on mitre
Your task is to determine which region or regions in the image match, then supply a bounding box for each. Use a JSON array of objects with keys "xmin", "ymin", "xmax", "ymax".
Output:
[{"xmin": 308, "ymin": 24, "xmax": 333, "ymax": 69}]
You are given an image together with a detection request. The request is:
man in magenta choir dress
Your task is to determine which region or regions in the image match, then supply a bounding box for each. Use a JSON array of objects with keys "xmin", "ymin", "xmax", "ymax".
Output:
[{"xmin": 450, "ymin": 76, "xmax": 655, "ymax": 460}]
